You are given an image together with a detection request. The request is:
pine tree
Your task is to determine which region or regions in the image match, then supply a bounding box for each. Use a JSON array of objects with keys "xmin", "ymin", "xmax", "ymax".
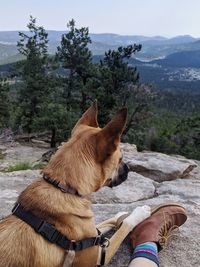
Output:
[
  {"xmin": 32, "ymin": 76, "xmax": 76, "ymax": 147},
  {"xmin": 17, "ymin": 16, "xmax": 49, "ymax": 133},
  {"xmin": 101, "ymin": 45, "xmax": 141, "ymax": 107},
  {"xmin": 57, "ymin": 19, "xmax": 93, "ymax": 112},
  {"xmin": 95, "ymin": 45, "xmax": 148, "ymax": 126},
  {"xmin": 0, "ymin": 78, "xmax": 10, "ymax": 128}
]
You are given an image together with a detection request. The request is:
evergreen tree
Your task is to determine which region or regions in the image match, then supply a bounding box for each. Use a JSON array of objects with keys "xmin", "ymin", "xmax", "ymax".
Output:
[
  {"xmin": 17, "ymin": 16, "xmax": 49, "ymax": 133},
  {"xmin": 1, "ymin": 18, "xmax": 199, "ymax": 161},
  {"xmin": 95, "ymin": 45, "xmax": 153, "ymax": 130},
  {"xmin": 174, "ymin": 116, "xmax": 200, "ymax": 159},
  {"xmin": 32, "ymin": 76, "xmax": 77, "ymax": 147},
  {"xmin": 101, "ymin": 45, "xmax": 141, "ymax": 106},
  {"xmin": 0, "ymin": 78, "xmax": 10, "ymax": 128},
  {"xmin": 57, "ymin": 19, "xmax": 93, "ymax": 112}
]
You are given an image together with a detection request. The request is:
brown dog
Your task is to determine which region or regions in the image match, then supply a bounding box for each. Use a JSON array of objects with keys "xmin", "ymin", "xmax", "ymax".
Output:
[{"xmin": 0, "ymin": 102, "xmax": 150, "ymax": 267}]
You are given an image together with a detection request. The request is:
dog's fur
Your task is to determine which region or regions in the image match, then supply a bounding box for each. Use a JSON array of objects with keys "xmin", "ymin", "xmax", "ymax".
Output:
[{"xmin": 0, "ymin": 102, "xmax": 150, "ymax": 267}]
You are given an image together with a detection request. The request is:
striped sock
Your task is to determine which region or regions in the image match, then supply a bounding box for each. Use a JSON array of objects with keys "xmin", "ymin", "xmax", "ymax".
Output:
[{"xmin": 131, "ymin": 242, "xmax": 159, "ymax": 266}]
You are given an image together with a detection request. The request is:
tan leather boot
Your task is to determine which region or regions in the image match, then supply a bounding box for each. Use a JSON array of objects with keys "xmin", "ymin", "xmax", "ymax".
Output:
[{"xmin": 129, "ymin": 203, "xmax": 187, "ymax": 250}]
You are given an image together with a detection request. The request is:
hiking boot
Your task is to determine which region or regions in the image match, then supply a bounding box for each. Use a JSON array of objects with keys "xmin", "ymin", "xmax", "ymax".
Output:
[{"xmin": 129, "ymin": 203, "xmax": 187, "ymax": 250}]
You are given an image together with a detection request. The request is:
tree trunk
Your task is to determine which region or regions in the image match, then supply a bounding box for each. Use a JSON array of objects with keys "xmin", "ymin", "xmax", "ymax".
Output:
[
  {"xmin": 81, "ymin": 91, "xmax": 87, "ymax": 113},
  {"xmin": 123, "ymin": 103, "xmax": 147, "ymax": 137},
  {"xmin": 50, "ymin": 128, "xmax": 56, "ymax": 148}
]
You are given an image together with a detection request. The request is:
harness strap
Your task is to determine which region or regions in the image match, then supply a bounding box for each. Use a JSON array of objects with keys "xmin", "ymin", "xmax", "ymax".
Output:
[{"xmin": 12, "ymin": 203, "xmax": 105, "ymax": 252}]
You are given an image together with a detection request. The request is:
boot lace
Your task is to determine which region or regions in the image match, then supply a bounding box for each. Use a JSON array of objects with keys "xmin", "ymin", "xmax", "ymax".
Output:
[{"xmin": 158, "ymin": 212, "xmax": 179, "ymax": 248}]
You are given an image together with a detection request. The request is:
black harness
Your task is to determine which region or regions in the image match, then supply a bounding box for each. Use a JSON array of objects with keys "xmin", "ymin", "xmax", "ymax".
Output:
[
  {"xmin": 12, "ymin": 203, "xmax": 105, "ymax": 252},
  {"xmin": 12, "ymin": 175, "xmax": 109, "ymax": 266}
]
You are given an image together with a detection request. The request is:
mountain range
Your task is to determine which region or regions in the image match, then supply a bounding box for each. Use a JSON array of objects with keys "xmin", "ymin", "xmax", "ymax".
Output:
[
  {"xmin": 1, "ymin": 31, "xmax": 200, "ymax": 95},
  {"xmin": 0, "ymin": 31, "xmax": 200, "ymax": 66}
]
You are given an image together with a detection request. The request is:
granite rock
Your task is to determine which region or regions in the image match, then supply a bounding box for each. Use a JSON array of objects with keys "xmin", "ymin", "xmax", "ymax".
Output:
[
  {"xmin": 126, "ymin": 151, "xmax": 197, "ymax": 182},
  {"xmin": 0, "ymin": 143, "xmax": 200, "ymax": 267}
]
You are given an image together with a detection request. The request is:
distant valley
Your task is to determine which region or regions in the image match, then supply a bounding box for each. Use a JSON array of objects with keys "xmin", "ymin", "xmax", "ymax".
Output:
[
  {"xmin": 0, "ymin": 31, "xmax": 200, "ymax": 63},
  {"xmin": 1, "ymin": 31, "xmax": 200, "ymax": 91}
]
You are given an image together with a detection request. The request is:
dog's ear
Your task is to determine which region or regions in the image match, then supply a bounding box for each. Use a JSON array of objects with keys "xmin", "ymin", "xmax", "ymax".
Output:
[
  {"xmin": 96, "ymin": 108, "xmax": 127, "ymax": 162},
  {"xmin": 72, "ymin": 101, "xmax": 99, "ymax": 134}
]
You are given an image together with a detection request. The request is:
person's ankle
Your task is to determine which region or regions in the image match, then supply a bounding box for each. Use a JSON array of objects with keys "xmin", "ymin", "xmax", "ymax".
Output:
[{"xmin": 131, "ymin": 242, "xmax": 159, "ymax": 267}]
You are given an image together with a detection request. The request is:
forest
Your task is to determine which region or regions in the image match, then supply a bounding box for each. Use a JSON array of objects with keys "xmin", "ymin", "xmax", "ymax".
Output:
[{"xmin": 0, "ymin": 17, "xmax": 199, "ymax": 160}]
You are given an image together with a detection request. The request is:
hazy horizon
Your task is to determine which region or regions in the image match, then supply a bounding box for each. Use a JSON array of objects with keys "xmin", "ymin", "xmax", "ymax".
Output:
[
  {"xmin": 0, "ymin": 30, "xmax": 198, "ymax": 39},
  {"xmin": 1, "ymin": 0, "xmax": 200, "ymax": 38}
]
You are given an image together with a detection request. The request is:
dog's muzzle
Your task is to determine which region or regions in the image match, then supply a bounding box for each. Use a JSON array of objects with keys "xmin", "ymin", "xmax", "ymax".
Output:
[{"xmin": 107, "ymin": 161, "xmax": 130, "ymax": 188}]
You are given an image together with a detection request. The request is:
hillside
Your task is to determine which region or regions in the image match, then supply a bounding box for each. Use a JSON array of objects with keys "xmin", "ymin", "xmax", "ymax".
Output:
[
  {"xmin": 0, "ymin": 31, "xmax": 197, "ymax": 46},
  {"xmin": 0, "ymin": 31, "xmax": 200, "ymax": 64},
  {"xmin": 0, "ymin": 30, "xmax": 200, "ymax": 107},
  {"xmin": 152, "ymin": 50, "xmax": 200, "ymax": 68},
  {"xmin": 0, "ymin": 43, "xmax": 18, "ymax": 60}
]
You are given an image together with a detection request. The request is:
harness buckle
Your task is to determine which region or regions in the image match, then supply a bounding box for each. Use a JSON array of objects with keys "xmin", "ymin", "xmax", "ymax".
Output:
[
  {"xmin": 68, "ymin": 240, "xmax": 76, "ymax": 251},
  {"xmin": 100, "ymin": 237, "xmax": 110, "ymax": 248},
  {"xmin": 37, "ymin": 221, "xmax": 60, "ymax": 243},
  {"xmin": 94, "ymin": 234, "xmax": 110, "ymax": 247}
]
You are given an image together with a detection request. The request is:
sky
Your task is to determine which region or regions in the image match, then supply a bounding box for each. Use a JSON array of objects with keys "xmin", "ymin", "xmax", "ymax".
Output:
[{"xmin": 0, "ymin": 0, "xmax": 200, "ymax": 37}]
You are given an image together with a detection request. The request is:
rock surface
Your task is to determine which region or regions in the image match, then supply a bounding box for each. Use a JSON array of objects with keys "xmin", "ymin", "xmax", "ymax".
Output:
[
  {"xmin": 0, "ymin": 143, "xmax": 200, "ymax": 267},
  {"xmin": 0, "ymin": 170, "xmax": 40, "ymax": 217},
  {"xmin": 92, "ymin": 172, "xmax": 156, "ymax": 203},
  {"xmin": 0, "ymin": 142, "xmax": 48, "ymax": 171},
  {"xmin": 126, "ymin": 151, "xmax": 197, "ymax": 182}
]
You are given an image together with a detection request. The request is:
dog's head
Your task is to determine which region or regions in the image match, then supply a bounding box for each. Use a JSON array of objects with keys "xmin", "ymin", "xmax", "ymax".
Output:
[{"xmin": 44, "ymin": 101, "xmax": 129, "ymax": 195}]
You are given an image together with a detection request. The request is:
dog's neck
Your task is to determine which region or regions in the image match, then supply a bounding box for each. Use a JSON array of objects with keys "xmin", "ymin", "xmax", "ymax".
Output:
[
  {"xmin": 18, "ymin": 177, "xmax": 94, "ymax": 220},
  {"xmin": 43, "ymin": 174, "xmax": 84, "ymax": 198},
  {"xmin": 42, "ymin": 141, "xmax": 101, "ymax": 196}
]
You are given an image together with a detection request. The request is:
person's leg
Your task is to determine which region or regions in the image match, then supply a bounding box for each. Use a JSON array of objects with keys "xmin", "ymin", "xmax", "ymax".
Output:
[
  {"xmin": 129, "ymin": 242, "xmax": 159, "ymax": 267},
  {"xmin": 129, "ymin": 258, "xmax": 157, "ymax": 267},
  {"xmin": 126, "ymin": 204, "xmax": 188, "ymax": 267}
]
